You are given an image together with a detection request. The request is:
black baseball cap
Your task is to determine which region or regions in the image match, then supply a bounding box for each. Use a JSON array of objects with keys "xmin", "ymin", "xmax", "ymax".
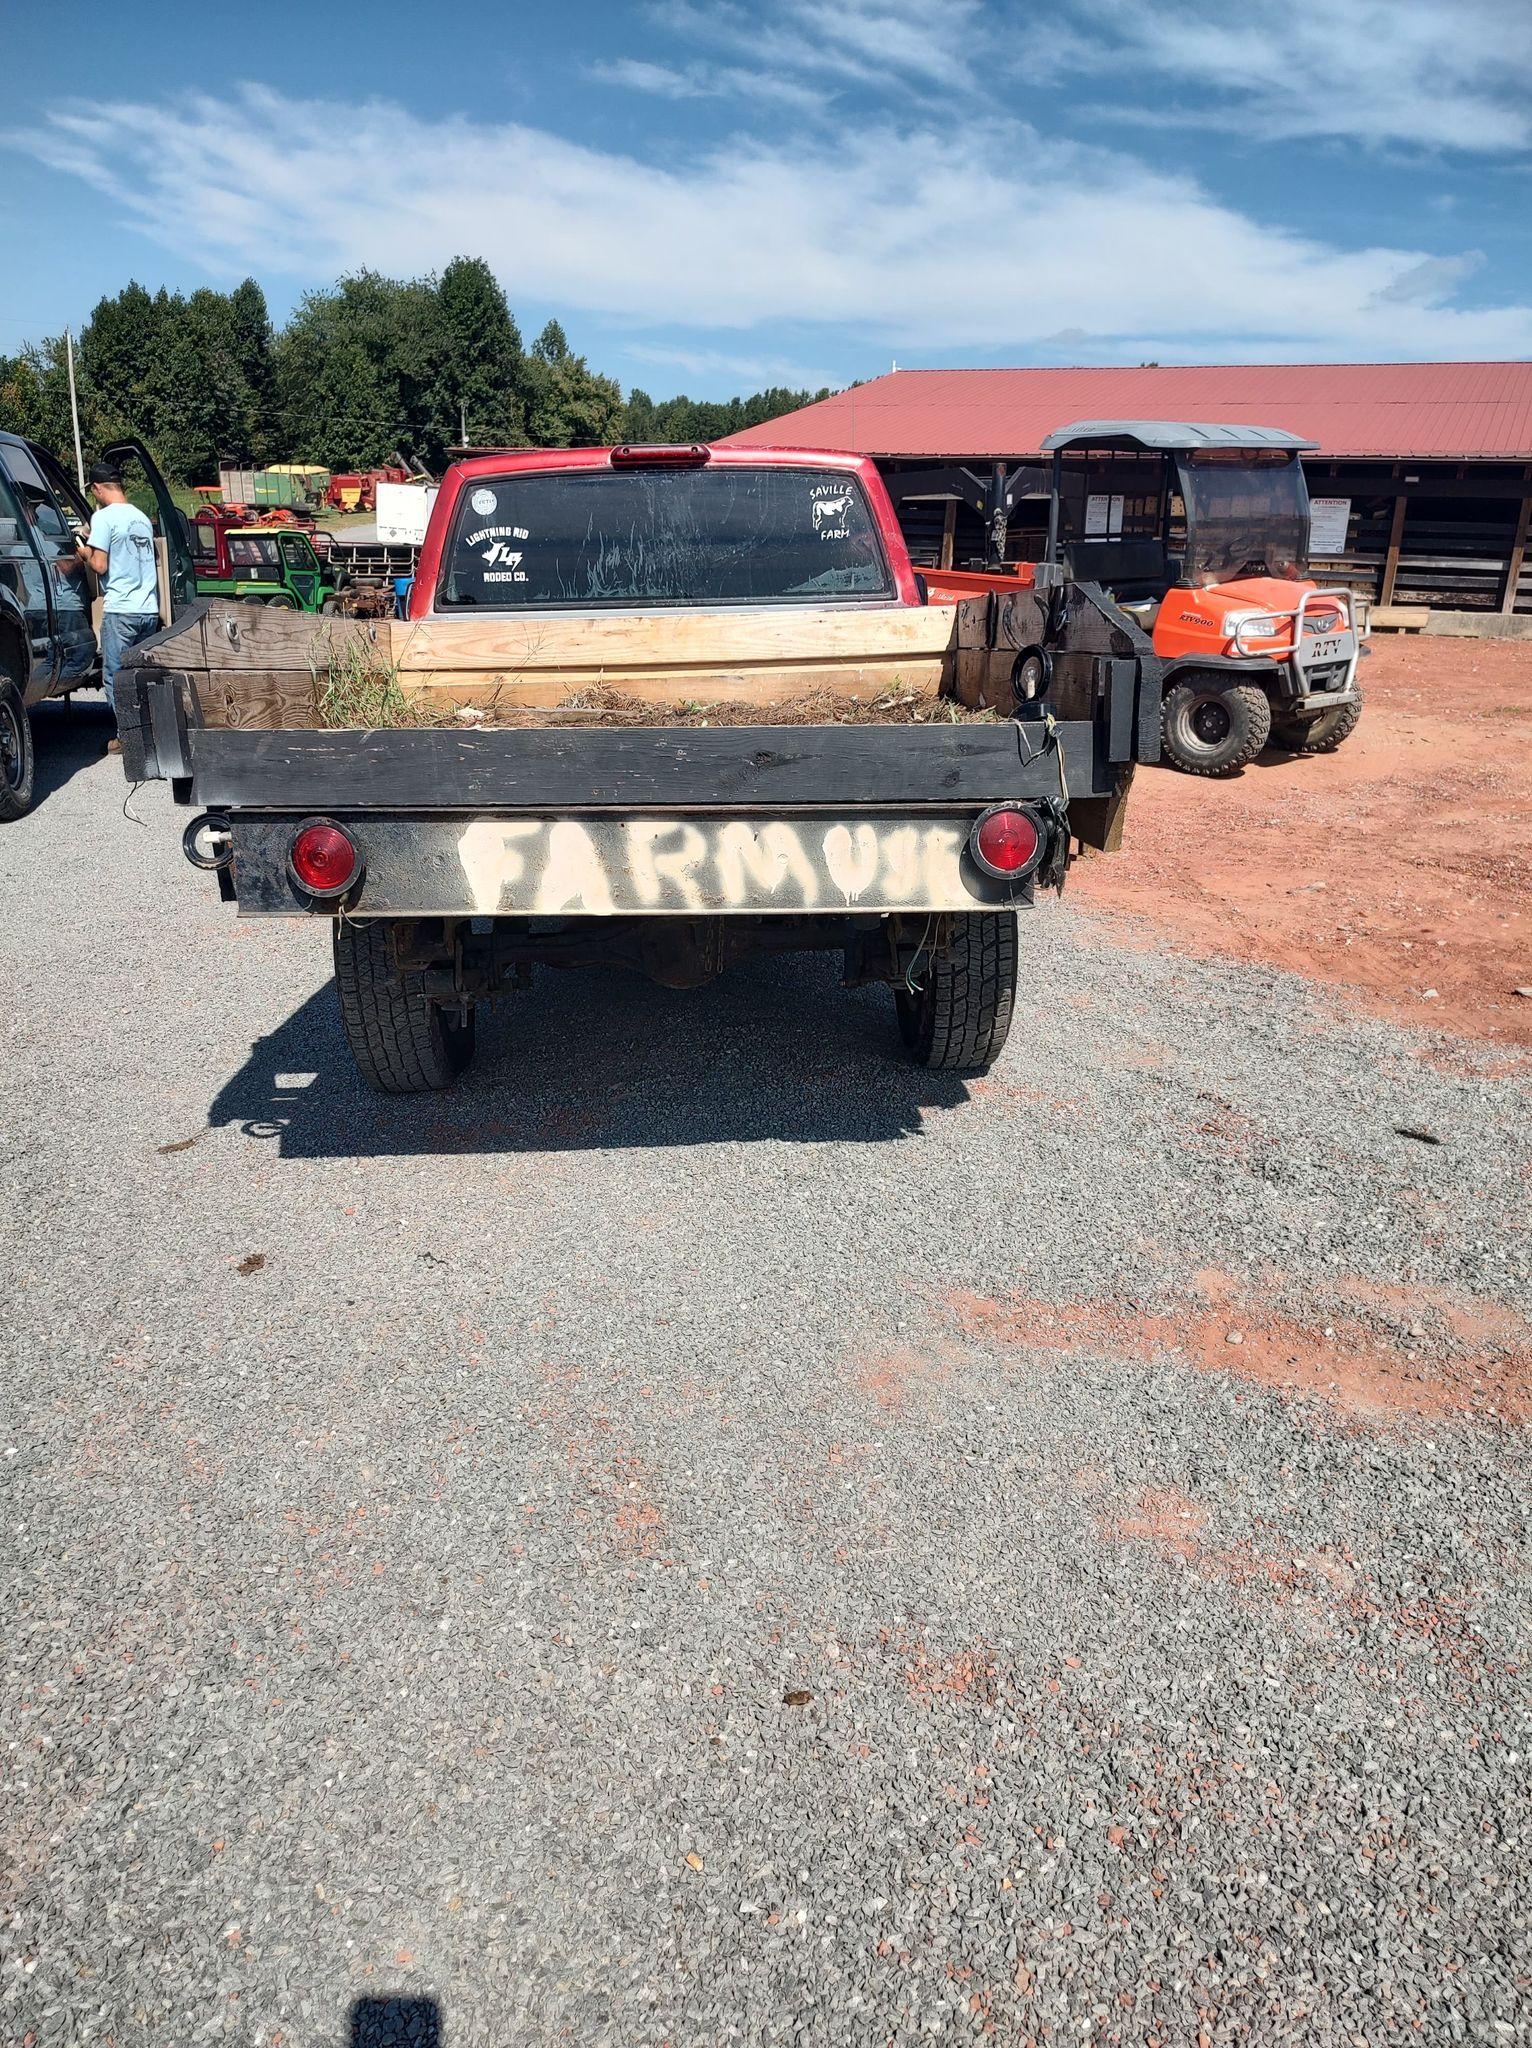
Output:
[{"xmin": 87, "ymin": 460, "xmax": 123, "ymax": 486}]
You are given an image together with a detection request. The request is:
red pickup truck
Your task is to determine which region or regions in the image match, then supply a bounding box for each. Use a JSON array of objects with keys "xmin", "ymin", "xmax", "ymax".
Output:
[{"xmin": 116, "ymin": 443, "xmax": 1160, "ymax": 1094}]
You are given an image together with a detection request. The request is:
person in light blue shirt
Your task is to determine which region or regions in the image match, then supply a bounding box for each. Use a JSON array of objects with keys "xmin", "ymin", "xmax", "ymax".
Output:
[{"xmin": 74, "ymin": 461, "xmax": 160, "ymax": 718}]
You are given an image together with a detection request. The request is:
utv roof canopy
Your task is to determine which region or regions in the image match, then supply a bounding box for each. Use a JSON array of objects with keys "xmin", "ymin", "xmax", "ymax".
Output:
[{"xmin": 1040, "ymin": 420, "xmax": 1318, "ymax": 455}]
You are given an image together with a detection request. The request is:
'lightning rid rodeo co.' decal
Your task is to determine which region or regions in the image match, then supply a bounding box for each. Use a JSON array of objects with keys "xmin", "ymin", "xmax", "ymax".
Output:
[{"xmin": 465, "ymin": 522, "xmax": 532, "ymax": 583}]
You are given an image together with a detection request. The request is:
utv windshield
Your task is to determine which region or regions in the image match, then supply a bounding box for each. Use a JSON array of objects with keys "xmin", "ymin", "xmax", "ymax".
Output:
[
  {"xmin": 227, "ymin": 533, "xmax": 282, "ymax": 570},
  {"xmin": 439, "ymin": 464, "xmax": 893, "ymax": 609},
  {"xmin": 1177, "ymin": 451, "xmax": 1308, "ymax": 586}
]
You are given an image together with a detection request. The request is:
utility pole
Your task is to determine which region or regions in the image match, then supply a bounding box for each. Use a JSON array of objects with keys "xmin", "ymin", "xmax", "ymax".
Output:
[{"xmin": 65, "ymin": 327, "xmax": 85, "ymax": 488}]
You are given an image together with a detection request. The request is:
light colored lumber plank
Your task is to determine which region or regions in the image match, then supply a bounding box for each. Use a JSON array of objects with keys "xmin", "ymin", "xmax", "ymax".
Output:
[{"xmin": 387, "ymin": 603, "xmax": 960, "ymax": 675}]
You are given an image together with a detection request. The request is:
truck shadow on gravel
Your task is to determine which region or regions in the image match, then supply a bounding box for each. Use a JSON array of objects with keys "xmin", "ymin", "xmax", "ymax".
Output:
[
  {"xmin": 28, "ymin": 698, "xmax": 116, "ymax": 808},
  {"xmin": 352, "ymin": 1997, "xmax": 442, "ymax": 2046},
  {"xmin": 206, "ymin": 953, "xmax": 970, "ymax": 1155}
]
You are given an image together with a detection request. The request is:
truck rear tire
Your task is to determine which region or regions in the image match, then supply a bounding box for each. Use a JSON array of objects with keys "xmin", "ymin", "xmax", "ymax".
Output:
[
  {"xmin": 333, "ymin": 919, "xmax": 476, "ymax": 1093},
  {"xmin": 1161, "ymin": 674, "xmax": 1272, "ymax": 777},
  {"xmin": 0, "ymin": 678, "xmax": 35, "ymax": 823},
  {"xmin": 895, "ymin": 912, "xmax": 1017, "ymax": 1073},
  {"xmin": 1270, "ymin": 696, "xmax": 1362, "ymax": 755}
]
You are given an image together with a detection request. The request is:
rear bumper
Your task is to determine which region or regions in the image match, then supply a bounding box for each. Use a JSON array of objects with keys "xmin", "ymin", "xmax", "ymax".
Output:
[{"xmin": 227, "ymin": 808, "xmax": 1042, "ymax": 917}]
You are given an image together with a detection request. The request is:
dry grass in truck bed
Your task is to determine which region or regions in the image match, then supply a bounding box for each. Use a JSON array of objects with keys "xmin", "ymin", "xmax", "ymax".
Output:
[
  {"xmin": 317, "ymin": 647, "xmax": 999, "ymax": 731},
  {"xmin": 460, "ymin": 682, "xmax": 1001, "ymax": 728}
]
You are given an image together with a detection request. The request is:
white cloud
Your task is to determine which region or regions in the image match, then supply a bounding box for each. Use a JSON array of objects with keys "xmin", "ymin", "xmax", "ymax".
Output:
[
  {"xmin": 651, "ymin": 0, "xmax": 986, "ymax": 94},
  {"xmin": 622, "ymin": 343, "xmax": 834, "ymax": 389},
  {"xmin": 590, "ymin": 58, "xmax": 706, "ymax": 99},
  {"xmin": 12, "ymin": 83, "xmax": 1532, "ymax": 362},
  {"xmin": 589, "ymin": 56, "xmax": 830, "ymax": 112},
  {"xmin": 1371, "ymin": 251, "xmax": 1487, "ymax": 307},
  {"xmin": 1068, "ymin": 0, "xmax": 1532, "ymax": 153}
]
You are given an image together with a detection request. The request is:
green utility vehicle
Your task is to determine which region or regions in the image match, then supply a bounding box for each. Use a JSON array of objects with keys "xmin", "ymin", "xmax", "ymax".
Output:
[
  {"xmin": 193, "ymin": 520, "xmax": 332, "ymax": 611},
  {"xmin": 192, "ymin": 507, "xmax": 415, "ymax": 616}
]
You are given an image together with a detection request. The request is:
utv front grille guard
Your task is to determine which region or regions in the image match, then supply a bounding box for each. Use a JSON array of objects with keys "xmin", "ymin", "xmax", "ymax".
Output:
[{"xmin": 1228, "ymin": 586, "xmax": 1370, "ymax": 657}]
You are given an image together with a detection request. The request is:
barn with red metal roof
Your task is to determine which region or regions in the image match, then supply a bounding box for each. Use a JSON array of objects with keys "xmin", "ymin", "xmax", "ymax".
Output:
[{"xmin": 725, "ymin": 363, "xmax": 1532, "ymax": 615}]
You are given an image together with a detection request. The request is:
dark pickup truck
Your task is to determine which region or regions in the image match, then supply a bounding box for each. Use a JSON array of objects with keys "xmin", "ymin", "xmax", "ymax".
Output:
[
  {"xmin": 115, "ymin": 442, "xmax": 1162, "ymax": 1091},
  {"xmin": 0, "ymin": 432, "xmax": 193, "ymax": 818}
]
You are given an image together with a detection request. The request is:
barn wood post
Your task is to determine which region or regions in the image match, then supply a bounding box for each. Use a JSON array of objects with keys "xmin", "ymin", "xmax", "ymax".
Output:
[
  {"xmin": 1500, "ymin": 490, "xmax": 1531, "ymax": 614},
  {"xmin": 1379, "ymin": 492, "xmax": 1408, "ymax": 605},
  {"xmin": 939, "ymin": 497, "xmax": 957, "ymax": 571}
]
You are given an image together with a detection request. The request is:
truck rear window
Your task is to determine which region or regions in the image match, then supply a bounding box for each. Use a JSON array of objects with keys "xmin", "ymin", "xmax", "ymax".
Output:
[{"xmin": 438, "ymin": 464, "xmax": 893, "ymax": 609}]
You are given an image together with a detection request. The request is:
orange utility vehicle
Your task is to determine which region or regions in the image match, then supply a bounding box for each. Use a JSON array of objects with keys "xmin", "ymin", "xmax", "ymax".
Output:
[{"xmin": 912, "ymin": 420, "xmax": 1369, "ymax": 777}]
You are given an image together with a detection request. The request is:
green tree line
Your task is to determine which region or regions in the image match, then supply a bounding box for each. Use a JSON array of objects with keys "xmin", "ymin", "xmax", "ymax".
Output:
[{"xmin": 0, "ymin": 257, "xmax": 831, "ymax": 482}]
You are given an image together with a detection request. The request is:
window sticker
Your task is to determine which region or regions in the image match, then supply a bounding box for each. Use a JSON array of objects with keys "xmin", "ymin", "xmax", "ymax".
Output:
[
  {"xmin": 470, "ymin": 487, "xmax": 498, "ymax": 517},
  {"xmin": 809, "ymin": 481, "xmax": 854, "ymax": 541},
  {"xmin": 463, "ymin": 523, "xmax": 532, "ymax": 582}
]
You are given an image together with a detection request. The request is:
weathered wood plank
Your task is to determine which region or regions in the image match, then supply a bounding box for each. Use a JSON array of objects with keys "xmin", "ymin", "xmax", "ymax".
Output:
[
  {"xmin": 952, "ymin": 648, "xmax": 1020, "ymax": 713},
  {"xmin": 196, "ymin": 669, "xmax": 321, "ymax": 729},
  {"xmin": 950, "ymin": 596, "xmax": 993, "ymax": 653},
  {"xmin": 127, "ymin": 598, "xmax": 378, "ymax": 678},
  {"xmin": 203, "ymin": 604, "xmax": 388, "ymax": 673},
  {"xmin": 186, "ymin": 720, "xmax": 1080, "ymax": 812},
  {"xmin": 122, "ymin": 599, "xmax": 211, "ymax": 672}
]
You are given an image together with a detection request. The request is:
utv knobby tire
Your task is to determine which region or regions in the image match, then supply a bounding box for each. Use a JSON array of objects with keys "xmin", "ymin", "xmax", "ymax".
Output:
[
  {"xmin": 1270, "ymin": 696, "xmax": 1362, "ymax": 755},
  {"xmin": 0, "ymin": 678, "xmax": 35, "ymax": 823},
  {"xmin": 896, "ymin": 912, "xmax": 1018, "ymax": 1073},
  {"xmin": 1161, "ymin": 674, "xmax": 1272, "ymax": 777},
  {"xmin": 333, "ymin": 919, "xmax": 476, "ymax": 1094}
]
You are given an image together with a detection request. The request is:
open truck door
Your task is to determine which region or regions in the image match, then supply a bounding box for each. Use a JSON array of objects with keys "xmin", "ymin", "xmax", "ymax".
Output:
[{"xmin": 100, "ymin": 438, "xmax": 197, "ymax": 622}]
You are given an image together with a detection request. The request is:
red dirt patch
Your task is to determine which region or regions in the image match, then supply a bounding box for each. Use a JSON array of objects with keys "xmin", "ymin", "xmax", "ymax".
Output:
[
  {"xmin": 1099, "ymin": 1485, "xmax": 1346, "ymax": 1596},
  {"xmin": 1071, "ymin": 636, "xmax": 1532, "ymax": 1046},
  {"xmin": 1108, "ymin": 1484, "xmax": 1209, "ymax": 1560},
  {"xmin": 853, "ymin": 1342, "xmax": 956, "ymax": 1416},
  {"xmin": 882, "ymin": 1628, "xmax": 1000, "ymax": 1706},
  {"xmin": 945, "ymin": 1271, "xmax": 1529, "ymax": 1426}
]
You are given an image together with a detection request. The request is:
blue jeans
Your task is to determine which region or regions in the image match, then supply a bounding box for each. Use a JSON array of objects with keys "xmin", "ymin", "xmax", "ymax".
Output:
[{"xmin": 100, "ymin": 611, "xmax": 161, "ymax": 711}]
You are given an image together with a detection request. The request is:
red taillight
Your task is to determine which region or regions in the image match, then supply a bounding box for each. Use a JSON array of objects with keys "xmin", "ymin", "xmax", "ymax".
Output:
[
  {"xmin": 289, "ymin": 820, "xmax": 360, "ymax": 897},
  {"xmin": 970, "ymin": 805, "xmax": 1042, "ymax": 881},
  {"xmin": 609, "ymin": 443, "xmax": 711, "ymax": 467}
]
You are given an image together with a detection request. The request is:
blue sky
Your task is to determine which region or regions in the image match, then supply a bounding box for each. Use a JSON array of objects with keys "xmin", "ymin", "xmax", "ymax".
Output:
[{"xmin": 5, "ymin": 0, "xmax": 1531, "ymax": 398}]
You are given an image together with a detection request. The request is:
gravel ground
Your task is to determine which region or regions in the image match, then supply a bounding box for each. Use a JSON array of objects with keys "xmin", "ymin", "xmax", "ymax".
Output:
[{"xmin": 3, "ymin": 701, "xmax": 1530, "ymax": 2047}]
